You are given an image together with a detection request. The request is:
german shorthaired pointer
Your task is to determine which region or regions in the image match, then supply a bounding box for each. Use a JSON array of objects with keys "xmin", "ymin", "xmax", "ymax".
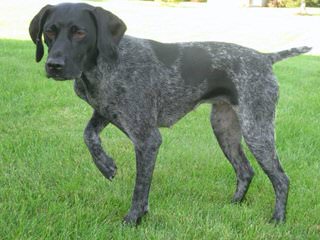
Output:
[{"xmin": 29, "ymin": 3, "xmax": 311, "ymax": 225}]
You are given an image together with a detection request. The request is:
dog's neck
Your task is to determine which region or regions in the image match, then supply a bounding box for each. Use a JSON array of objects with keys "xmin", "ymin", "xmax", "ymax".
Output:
[{"xmin": 81, "ymin": 57, "xmax": 117, "ymax": 83}]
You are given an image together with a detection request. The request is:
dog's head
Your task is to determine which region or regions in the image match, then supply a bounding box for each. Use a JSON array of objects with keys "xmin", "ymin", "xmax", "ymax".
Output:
[{"xmin": 29, "ymin": 3, "xmax": 126, "ymax": 80}]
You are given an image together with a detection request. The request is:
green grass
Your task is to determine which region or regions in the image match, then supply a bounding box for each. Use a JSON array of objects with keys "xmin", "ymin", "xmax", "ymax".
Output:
[{"xmin": 0, "ymin": 39, "xmax": 319, "ymax": 239}]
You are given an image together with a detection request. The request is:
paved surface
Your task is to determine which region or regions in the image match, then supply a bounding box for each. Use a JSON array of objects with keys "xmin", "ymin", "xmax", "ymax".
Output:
[{"xmin": 0, "ymin": 0, "xmax": 319, "ymax": 54}]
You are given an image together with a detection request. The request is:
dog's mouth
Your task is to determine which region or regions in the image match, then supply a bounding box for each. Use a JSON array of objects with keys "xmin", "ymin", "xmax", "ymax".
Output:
[
  {"xmin": 46, "ymin": 74, "xmax": 72, "ymax": 81},
  {"xmin": 46, "ymin": 71, "xmax": 82, "ymax": 81}
]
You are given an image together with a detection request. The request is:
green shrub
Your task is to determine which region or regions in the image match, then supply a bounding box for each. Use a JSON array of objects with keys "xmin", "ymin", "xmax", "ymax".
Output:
[
  {"xmin": 269, "ymin": 0, "xmax": 320, "ymax": 7},
  {"xmin": 142, "ymin": 0, "xmax": 207, "ymax": 2},
  {"xmin": 282, "ymin": 0, "xmax": 301, "ymax": 7},
  {"xmin": 305, "ymin": 0, "xmax": 320, "ymax": 6}
]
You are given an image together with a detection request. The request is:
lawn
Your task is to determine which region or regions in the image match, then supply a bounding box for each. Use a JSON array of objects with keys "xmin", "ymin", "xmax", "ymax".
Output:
[{"xmin": 0, "ymin": 39, "xmax": 319, "ymax": 239}]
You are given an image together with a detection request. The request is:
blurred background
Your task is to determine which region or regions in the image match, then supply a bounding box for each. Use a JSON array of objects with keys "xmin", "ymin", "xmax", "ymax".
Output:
[{"xmin": 0, "ymin": 0, "xmax": 319, "ymax": 53}]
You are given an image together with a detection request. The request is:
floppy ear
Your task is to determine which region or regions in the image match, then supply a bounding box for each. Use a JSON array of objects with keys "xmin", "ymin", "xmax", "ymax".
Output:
[
  {"xmin": 90, "ymin": 7, "xmax": 127, "ymax": 62},
  {"xmin": 29, "ymin": 5, "xmax": 53, "ymax": 62}
]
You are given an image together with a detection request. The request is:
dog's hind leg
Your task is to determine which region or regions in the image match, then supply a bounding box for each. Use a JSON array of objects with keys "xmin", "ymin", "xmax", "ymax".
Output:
[
  {"xmin": 239, "ymin": 89, "xmax": 289, "ymax": 223},
  {"xmin": 211, "ymin": 102, "xmax": 254, "ymax": 203},
  {"xmin": 84, "ymin": 110, "xmax": 117, "ymax": 180}
]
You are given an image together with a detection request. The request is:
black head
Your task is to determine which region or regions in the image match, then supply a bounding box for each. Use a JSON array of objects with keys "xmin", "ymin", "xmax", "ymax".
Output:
[{"xmin": 29, "ymin": 3, "xmax": 127, "ymax": 80}]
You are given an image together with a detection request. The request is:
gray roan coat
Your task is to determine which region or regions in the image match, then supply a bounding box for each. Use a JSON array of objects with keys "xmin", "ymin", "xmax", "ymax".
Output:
[{"xmin": 29, "ymin": 3, "xmax": 311, "ymax": 225}]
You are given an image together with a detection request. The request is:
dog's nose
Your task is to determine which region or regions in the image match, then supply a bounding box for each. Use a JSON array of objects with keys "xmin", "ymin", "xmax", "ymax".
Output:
[{"xmin": 46, "ymin": 58, "xmax": 65, "ymax": 71}]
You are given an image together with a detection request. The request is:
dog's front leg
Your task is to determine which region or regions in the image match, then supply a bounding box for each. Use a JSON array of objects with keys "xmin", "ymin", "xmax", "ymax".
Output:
[
  {"xmin": 84, "ymin": 110, "xmax": 117, "ymax": 180},
  {"xmin": 123, "ymin": 128, "xmax": 162, "ymax": 225}
]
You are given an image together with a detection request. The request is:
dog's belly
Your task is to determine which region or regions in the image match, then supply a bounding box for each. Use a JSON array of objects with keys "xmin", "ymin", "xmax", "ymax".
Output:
[
  {"xmin": 156, "ymin": 93, "xmax": 233, "ymax": 128},
  {"xmin": 156, "ymin": 75, "xmax": 238, "ymax": 128},
  {"xmin": 157, "ymin": 102, "xmax": 196, "ymax": 128}
]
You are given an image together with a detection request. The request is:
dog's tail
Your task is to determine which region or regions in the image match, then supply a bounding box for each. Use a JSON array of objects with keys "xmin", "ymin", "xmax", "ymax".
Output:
[{"xmin": 266, "ymin": 46, "xmax": 312, "ymax": 64}]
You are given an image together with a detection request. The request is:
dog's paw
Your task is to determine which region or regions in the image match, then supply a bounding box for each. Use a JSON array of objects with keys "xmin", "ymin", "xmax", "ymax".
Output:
[
  {"xmin": 269, "ymin": 213, "xmax": 286, "ymax": 225},
  {"xmin": 105, "ymin": 165, "xmax": 117, "ymax": 181},
  {"xmin": 122, "ymin": 207, "xmax": 148, "ymax": 226},
  {"xmin": 96, "ymin": 160, "xmax": 117, "ymax": 181},
  {"xmin": 231, "ymin": 195, "xmax": 243, "ymax": 204},
  {"xmin": 122, "ymin": 212, "xmax": 142, "ymax": 226}
]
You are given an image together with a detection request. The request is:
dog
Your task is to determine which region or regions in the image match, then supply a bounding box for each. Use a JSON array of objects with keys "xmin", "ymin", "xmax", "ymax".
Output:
[{"xmin": 29, "ymin": 3, "xmax": 311, "ymax": 225}]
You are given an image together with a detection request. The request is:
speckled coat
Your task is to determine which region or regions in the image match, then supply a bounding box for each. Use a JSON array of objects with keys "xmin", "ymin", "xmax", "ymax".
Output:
[{"xmin": 29, "ymin": 3, "xmax": 311, "ymax": 225}]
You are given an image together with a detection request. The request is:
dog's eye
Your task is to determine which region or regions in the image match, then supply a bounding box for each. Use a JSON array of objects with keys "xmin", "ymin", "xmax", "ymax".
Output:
[
  {"xmin": 45, "ymin": 30, "xmax": 56, "ymax": 40},
  {"xmin": 71, "ymin": 27, "xmax": 86, "ymax": 40},
  {"xmin": 74, "ymin": 30, "xmax": 86, "ymax": 40}
]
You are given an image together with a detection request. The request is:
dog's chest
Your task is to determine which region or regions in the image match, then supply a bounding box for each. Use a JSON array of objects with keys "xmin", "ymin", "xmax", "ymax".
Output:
[{"xmin": 74, "ymin": 75, "xmax": 117, "ymax": 115}]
